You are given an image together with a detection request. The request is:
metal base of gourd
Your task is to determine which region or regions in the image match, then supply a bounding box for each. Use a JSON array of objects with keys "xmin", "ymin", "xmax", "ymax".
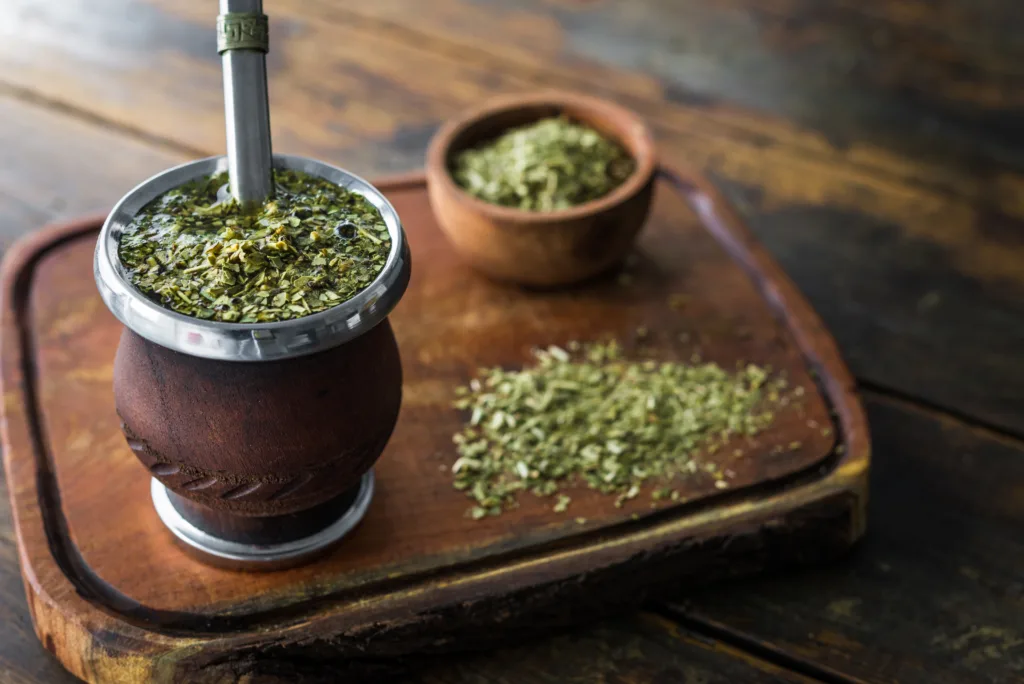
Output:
[{"xmin": 151, "ymin": 471, "xmax": 375, "ymax": 570}]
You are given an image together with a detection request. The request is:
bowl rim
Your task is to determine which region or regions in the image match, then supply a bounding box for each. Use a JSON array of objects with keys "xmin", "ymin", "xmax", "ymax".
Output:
[{"xmin": 426, "ymin": 90, "xmax": 657, "ymax": 222}]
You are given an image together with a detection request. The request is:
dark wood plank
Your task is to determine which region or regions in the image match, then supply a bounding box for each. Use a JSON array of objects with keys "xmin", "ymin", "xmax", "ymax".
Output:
[
  {"xmin": 418, "ymin": 613, "xmax": 817, "ymax": 684},
  {"xmin": 0, "ymin": 3, "xmax": 1021, "ymax": 682},
  {"xmin": 0, "ymin": 94, "xmax": 186, "ymax": 245},
  {"xmin": 8, "ymin": 0, "xmax": 1024, "ymax": 215},
  {"xmin": 2, "ymin": 0, "xmax": 1021, "ymax": 434},
  {"xmin": 667, "ymin": 393, "xmax": 1024, "ymax": 684},
  {"xmin": 336, "ymin": 0, "xmax": 1024, "ymax": 200},
  {"xmin": 714, "ymin": 176, "xmax": 1024, "ymax": 436}
]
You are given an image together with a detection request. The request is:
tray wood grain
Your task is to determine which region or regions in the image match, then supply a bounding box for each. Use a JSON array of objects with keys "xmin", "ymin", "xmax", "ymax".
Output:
[{"xmin": 1, "ymin": 167, "xmax": 869, "ymax": 683}]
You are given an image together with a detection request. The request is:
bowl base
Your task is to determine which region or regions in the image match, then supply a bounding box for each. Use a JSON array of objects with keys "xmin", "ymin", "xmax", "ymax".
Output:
[{"xmin": 151, "ymin": 472, "xmax": 374, "ymax": 571}]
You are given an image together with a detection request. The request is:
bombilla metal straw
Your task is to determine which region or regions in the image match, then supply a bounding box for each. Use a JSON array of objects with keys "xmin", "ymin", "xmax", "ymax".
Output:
[{"xmin": 218, "ymin": 0, "xmax": 273, "ymax": 205}]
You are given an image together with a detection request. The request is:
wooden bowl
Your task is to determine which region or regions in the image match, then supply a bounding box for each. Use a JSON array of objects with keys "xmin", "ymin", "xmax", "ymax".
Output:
[{"xmin": 426, "ymin": 92, "xmax": 656, "ymax": 287}]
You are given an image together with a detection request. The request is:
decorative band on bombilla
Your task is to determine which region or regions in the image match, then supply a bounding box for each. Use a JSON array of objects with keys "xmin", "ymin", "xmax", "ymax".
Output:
[{"xmin": 94, "ymin": 0, "xmax": 410, "ymax": 569}]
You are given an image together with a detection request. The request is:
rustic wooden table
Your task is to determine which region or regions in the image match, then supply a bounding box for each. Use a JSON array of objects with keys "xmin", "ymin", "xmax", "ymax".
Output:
[{"xmin": 1, "ymin": 1, "xmax": 1022, "ymax": 682}]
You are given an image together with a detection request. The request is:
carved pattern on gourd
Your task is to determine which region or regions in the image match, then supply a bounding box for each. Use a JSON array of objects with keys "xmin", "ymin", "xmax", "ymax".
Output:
[{"xmin": 119, "ymin": 420, "xmax": 388, "ymax": 503}]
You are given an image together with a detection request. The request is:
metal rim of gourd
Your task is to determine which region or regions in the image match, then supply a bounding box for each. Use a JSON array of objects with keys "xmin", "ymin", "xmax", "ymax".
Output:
[{"xmin": 94, "ymin": 154, "xmax": 410, "ymax": 362}]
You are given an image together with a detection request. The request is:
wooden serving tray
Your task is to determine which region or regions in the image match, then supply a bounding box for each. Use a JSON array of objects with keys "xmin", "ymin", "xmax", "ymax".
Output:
[{"xmin": 1, "ymin": 168, "xmax": 868, "ymax": 683}]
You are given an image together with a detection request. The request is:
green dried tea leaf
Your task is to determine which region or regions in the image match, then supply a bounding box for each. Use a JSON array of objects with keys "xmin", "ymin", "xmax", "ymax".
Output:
[
  {"xmin": 118, "ymin": 169, "xmax": 391, "ymax": 323},
  {"xmin": 450, "ymin": 341, "xmax": 791, "ymax": 518},
  {"xmin": 452, "ymin": 116, "xmax": 635, "ymax": 211}
]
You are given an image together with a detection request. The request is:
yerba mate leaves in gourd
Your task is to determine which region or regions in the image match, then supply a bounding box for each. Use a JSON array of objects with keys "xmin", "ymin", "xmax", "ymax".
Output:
[
  {"xmin": 451, "ymin": 341, "xmax": 794, "ymax": 519},
  {"xmin": 119, "ymin": 170, "xmax": 390, "ymax": 323},
  {"xmin": 453, "ymin": 116, "xmax": 635, "ymax": 211}
]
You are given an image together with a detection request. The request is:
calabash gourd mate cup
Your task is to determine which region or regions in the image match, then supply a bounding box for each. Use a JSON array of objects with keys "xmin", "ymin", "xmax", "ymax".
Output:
[{"xmin": 94, "ymin": 154, "xmax": 411, "ymax": 569}]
